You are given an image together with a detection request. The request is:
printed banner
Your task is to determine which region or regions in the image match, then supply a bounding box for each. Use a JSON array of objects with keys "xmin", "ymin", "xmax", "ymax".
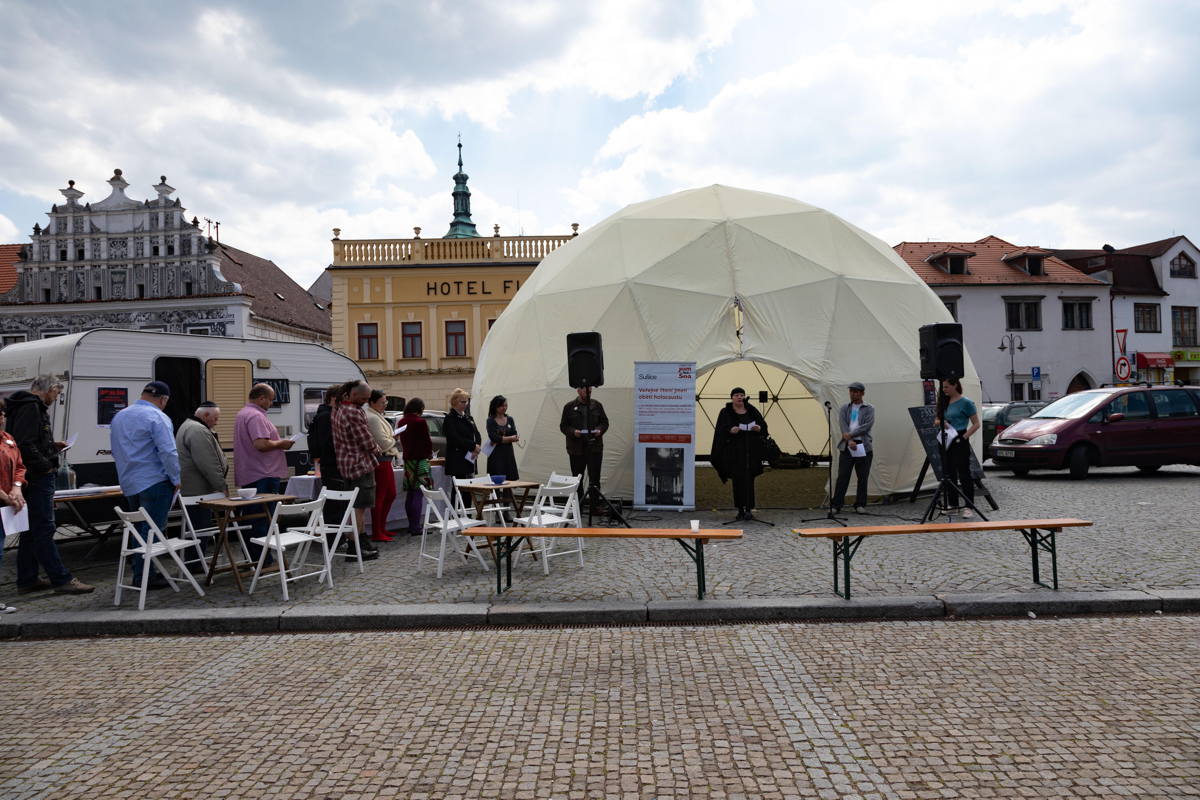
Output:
[{"xmin": 633, "ymin": 362, "xmax": 696, "ymax": 510}]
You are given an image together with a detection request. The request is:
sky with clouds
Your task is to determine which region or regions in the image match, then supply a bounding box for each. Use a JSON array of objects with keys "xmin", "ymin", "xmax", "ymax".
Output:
[{"xmin": 1, "ymin": 0, "xmax": 1198, "ymax": 289}]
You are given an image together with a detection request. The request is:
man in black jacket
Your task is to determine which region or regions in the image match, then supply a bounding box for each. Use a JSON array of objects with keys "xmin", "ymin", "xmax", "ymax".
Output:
[
  {"xmin": 5, "ymin": 375, "xmax": 94, "ymax": 594},
  {"xmin": 560, "ymin": 385, "xmax": 609, "ymax": 499}
]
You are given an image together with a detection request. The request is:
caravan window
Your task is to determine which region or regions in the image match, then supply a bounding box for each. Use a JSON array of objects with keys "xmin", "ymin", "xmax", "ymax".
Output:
[{"xmin": 303, "ymin": 387, "xmax": 325, "ymax": 430}]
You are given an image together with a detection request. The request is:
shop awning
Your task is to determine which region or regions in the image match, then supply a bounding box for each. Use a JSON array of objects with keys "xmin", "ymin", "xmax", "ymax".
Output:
[{"xmin": 1136, "ymin": 352, "xmax": 1175, "ymax": 368}]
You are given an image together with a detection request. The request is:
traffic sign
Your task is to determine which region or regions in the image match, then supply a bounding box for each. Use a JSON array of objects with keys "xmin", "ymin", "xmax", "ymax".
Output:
[
  {"xmin": 1031, "ymin": 365, "xmax": 1041, "ymax": 390},
  {"xmin": 1115, "ymin": 356, "xmax": 1131, "ymax": 381}
]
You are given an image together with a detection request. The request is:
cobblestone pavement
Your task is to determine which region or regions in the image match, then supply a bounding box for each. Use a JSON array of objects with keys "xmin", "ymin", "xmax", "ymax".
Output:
[
  {"xmin": 2, "ymin": 465, "xmax": 1197, "ymax": 612},
  {"xmin": 1, "ymin": 616, "xmax": 1197, "ymax": 799}
]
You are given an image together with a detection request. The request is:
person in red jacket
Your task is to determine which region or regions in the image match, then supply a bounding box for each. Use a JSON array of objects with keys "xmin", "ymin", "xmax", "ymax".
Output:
[
  {"xmin": 398, "ymin": 397, "xmax": 434, "ymax": 536},
  {"xmin": 0, "ymin": 399, "xmax": 29, "ymax": 613}
]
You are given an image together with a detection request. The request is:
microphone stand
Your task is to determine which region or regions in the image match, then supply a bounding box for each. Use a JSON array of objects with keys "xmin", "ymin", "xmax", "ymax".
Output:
[{"xmin": 799, "ymin": 400, "xmax": 848, "ymax": 526}]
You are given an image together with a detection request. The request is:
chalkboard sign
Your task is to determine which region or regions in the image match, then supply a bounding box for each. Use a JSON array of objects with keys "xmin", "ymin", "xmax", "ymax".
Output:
[
  {"xmin": 908, "ymin": 405, "xmax": 984, "ymax": 482},
  {"xmin": 96, "ymin": 387, "xmax": 128, "ymax": 427}
]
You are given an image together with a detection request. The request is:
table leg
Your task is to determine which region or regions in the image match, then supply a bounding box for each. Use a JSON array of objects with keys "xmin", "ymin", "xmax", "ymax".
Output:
[
  {"xmin": 841, "ymin": 537, "xmax": 852, "ymax": 600},
  {"xmin": 204, "ymin": 514, "xmax": 228, "ymax": 587},
  {"xmin": 695, "ymin": 538, "xmax": 706, "ymax": 600},
  {"xmin": 1049, "ymin": 528, "xmax": 1059, "ymax": 590}
]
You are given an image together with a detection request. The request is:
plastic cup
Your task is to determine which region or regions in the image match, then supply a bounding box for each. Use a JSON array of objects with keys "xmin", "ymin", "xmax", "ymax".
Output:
[{"xmin": 690, "ymin": 519, "xmax": 700, "ymax": 532}]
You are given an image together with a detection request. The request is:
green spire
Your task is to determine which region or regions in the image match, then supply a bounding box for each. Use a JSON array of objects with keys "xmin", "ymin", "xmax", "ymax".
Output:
[{"xmin": 444, "ymin": 138, "xmax": 480, "ymax": 239}]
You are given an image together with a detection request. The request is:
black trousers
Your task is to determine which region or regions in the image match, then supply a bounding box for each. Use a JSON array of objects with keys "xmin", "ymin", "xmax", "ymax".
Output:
[
  {"xmin": 944, "ymin": 436, "xmax": 975, "ymax": 506},
  {"xmin": 832, "ymin": 451, "xmax": 872, "ymax": 509},
  {"xmin": 568, "ymin": 448, "xmax": 603, "ymax": 498},
  {"xmin": 731, "ymin": 472, "xmax": 756, "ymax": 511}
]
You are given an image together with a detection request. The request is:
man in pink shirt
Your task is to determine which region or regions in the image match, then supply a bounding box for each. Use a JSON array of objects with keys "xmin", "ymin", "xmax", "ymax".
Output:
[{"xmin": 233, "ymin": 383, "xmax": 294, "ymax": 560}]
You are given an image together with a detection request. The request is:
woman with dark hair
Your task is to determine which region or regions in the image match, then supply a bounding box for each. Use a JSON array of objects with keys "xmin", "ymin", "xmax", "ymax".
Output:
[
  {"xmin": 936, "ymin": 377, "xmax": 981, "ymax": 517},
  {"xmin": 365, "ymin": 389, "xmax": 400, "ymax": 542},
  {"xmin": 398, "ymin": 397, "xmax": 433, "ymax": 535},
  {"xmin": 485, "ymin": 395, "xmax": 520, "ymax": 480},
  {"xmin": 709, "ymin": 387, "xmax": 768, "ymax": 521}
]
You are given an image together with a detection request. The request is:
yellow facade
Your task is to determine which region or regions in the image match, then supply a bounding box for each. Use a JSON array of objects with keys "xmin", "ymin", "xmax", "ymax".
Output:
[{"xmin": 328, "ymin": 233, "xmax": 574, "ymax": 406}]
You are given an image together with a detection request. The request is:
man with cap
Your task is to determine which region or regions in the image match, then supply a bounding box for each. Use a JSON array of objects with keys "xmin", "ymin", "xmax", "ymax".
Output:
[
  {"xmin": 110, "ymin": 380, "xmax": 181, "ymax": 587},
  {"xmin": 831, "ymin": 381, "xmax": 875, "ymax": 515}
]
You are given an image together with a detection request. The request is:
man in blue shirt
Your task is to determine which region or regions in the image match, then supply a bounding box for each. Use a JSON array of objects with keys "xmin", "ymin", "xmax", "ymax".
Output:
[{"xmin": 110, "ymin": 381, "xmax": 181, "ymax": 588}]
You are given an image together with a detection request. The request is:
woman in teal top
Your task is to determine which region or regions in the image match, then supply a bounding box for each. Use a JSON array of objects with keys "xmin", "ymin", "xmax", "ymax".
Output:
[{"xmin": 936, "ymin": 378, "xmax": 981, "ymax": 516}]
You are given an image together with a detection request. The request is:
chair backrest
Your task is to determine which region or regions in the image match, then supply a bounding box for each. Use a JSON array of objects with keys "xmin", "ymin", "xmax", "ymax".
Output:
[
  {"xmin": 319, "ymin": 487, "xmax": 359, "ymax": 504},
  {"xmin": 177, "ymin": 491, "xmax": 225, "ymax": 538},
  {"xmin": 317, "ymin": 487, "xmax": 359, "ymax": 537},
  {"xmin": 269, "ymin": 498, "xmax": 326, "ymax": 537},
  {"xmin": 114, "ymin": 505, "xmax": 167, "ymax": 549},
  {"xmin": 548, "ymin": 471, "xmax": 580, "ymax": 486},
  {"xmin": 422, "ymin": 485, "xmax": 470, "ymax": 527}
]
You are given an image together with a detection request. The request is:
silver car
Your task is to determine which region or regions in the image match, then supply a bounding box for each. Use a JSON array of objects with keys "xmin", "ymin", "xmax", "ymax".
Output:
[{"xmin": 385, "ymin": 409, "xmax": 447, "ymax": 457}]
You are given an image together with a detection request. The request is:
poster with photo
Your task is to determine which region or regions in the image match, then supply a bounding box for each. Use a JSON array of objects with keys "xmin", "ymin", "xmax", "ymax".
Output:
[{"xmin": 633, "ymin": 361, "xmax": 695, "ymax": 510}]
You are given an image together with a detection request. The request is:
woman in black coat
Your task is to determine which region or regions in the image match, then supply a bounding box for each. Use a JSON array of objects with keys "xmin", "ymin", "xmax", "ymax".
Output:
[
  {"xmin": 443, "ymin": 387, "xmax": 481, "ymax": 480},
  {"xmin": 709, "ymin": 387, "xmax": 768, "ymax": 521}
]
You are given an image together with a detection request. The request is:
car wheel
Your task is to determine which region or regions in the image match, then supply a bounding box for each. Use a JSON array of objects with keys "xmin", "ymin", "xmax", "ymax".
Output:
[
  {"xmin": 1010, "ymin": 467, "xmax": 1029, "ymax": 477},
  {"xmin": 1136, "ymin": 465, "xmax": 1162, "ymax": 473},
  {"xmin": 1068, "ymin": 446, "xmax": 1090, "ymax": 480}
]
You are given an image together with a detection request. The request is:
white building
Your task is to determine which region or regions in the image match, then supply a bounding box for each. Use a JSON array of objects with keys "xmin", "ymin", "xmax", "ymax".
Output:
[
  {"xmin": 895, "ymin": 236, "xmax": 1112, "ymax": 402},
  {"xmin": 0, "ymin": 169, "xmax": 330, "ymax": 347},
  {"xmin": 1054, "ymin": 236, "xmax": 1200, "ymax": 385}
]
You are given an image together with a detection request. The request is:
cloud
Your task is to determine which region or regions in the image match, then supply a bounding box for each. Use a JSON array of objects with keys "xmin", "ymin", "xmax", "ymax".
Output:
[{"xmin": 0, "ymin": 213, "xmax": 17, "ymax": 241}]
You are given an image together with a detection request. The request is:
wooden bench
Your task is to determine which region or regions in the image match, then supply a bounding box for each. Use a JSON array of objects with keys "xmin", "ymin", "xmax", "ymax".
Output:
[
  {"xmin": 794, "ymin": 518, "xmax": 1093, "ymax": 599},
  {"xmin": 467, "ymin": 527, "xmax": 744, "ymax": 599}
]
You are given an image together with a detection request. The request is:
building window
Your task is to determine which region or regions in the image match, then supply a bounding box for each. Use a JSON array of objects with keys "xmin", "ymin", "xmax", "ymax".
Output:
[
  {"xmin": 488, "ymin": 318, "xmax": 497, "ymax": 329},
  {"xmin": 42, "ymin": 330, "xmax": 70, "ymax": 338},
  {"xmin": 1005, "ymin": 300, "xmax": 1041, "ymax": 331},
  {"xmin": 137, "ymin": 284, "xmax": 146, "ymax": 299},
  {"xmin": 184, "ymin": 281, "xmax": 193, "ymax": 296},
  {"xmin": 1010, "ymin": 383, "xmax": 1025, "ymax": 401},
  {"xmin": 42, "ymin": 288, "xmax": 51, "ymax": 303},
  {"xmin": 357, "ymin": 323, "xmax": 380, "ymax": 360},
  {"xmin": 948, "ymin": 255, "xmax": 967, "ymax": 274},
  {"xmin": 77, "ymin": 247, "xmax": 85, "ymax": 260},
  {"xmin": 401, "ymin": 322, "xmax": 422, "ymax": 358},
  {"xmin": 1, "ymin": 334, "xmax": 28, "ymax": 348},
  {"xmin": 1026, "ymin": 256, "xmax": 1044, "ymax": 276},
  {"xmin": 445, "ymin": 320, "xmax": 467, "ymax": 357},
  {"xmin": 187, "ymin": 326, "xmax": 210, "ymax": 335},
  {"xmin": 942, "ymin": 300, "xmax": 958, "ymax": 321},
  {"xmin": 1061, "ymin": 300, "xmax": 1092, "ymax": 330},
  {"xmin": 1134, "ymin": 303, "xmax": 1161, "ymax": 333},
  {"xmin": 1170, "ymin": 252, "xmax": 1196, "ymax": 278},
  {"xmin": 93, "ymin": 286, "xmax": 102, "ymax": 301},
  {"xmin": 1172, "ymin": 306, "xmax": 1198, "ymax": 347}
]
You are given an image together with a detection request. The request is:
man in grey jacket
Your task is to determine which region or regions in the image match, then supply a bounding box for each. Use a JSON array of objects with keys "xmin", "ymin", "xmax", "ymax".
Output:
[
  {"xmin": 831, "ymin": 381, "xmax": 874, "ymax": 514},
  {"xmin": 176, "ymin": 403, "xmax": 228, "ymax": 527}
]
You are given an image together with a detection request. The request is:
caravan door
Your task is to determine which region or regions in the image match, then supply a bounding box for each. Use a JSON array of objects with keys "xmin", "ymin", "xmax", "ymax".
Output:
[{"xmin": 206, "ymin": 359, "xmax": 252, "ymax": 491}]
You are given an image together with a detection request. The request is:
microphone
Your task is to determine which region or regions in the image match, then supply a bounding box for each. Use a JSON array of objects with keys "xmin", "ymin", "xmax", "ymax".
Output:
[{"xmin": 824, "ymin": 401, "xmax": 832, "ymax": 409}]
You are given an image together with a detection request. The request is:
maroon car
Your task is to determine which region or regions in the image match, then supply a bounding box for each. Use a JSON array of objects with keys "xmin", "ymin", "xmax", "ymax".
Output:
[{"xmin": 989, "ymin": 384, "xmax": 1200, "ymax": 478}]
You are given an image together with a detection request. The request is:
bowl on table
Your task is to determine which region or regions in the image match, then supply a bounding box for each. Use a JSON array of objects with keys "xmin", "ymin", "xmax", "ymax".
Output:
[
  {"xmin": 236, "ymin": 488, "xmax": 257, "ymax": 500},
  {"xmin": 490, "ymin": 474, "xmax": 506, "ymax": 485}
]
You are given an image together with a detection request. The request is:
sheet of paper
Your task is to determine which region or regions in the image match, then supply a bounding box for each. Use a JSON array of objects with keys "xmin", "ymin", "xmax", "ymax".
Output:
[
  {"xmin": 739, "ymin": 422, "xmax": 755, "ymax": 431},
  {"xmin": 465, "ymin": 451, "xmax": 476, "ymax": 464},
  {"xmin": 481, "ymin": 440, "xmax": 496, "ymax": 457},
  {"xmin": 62, "ymin": 432, "xmax": 78, "ymax": 450},
  {"xmin": 393, "ymin": 424, "xmax": 407, "ymax": 435},
  {"xmin": 849, "ymin": 442, "xmax": 867, "ymax": 458},
  {"xmin": 289, "ymin": 433, "xmax": 303, "ymax": 442},
  {"xmin": 2, "ymin": 504, "xmax": 30, "ymax": 535},
  {"xmin": 937, "ymin": 425, "xmax": 958, "ymax": 447}
]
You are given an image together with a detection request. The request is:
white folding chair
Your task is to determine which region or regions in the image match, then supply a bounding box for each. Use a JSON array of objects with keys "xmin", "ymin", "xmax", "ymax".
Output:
[
  {"xmin": 418, "ymin": 486, "xmax": 489, "ymax": 578},
  {"xmin": 453, "ymin": 476, "xmax": 512, "ymax": 527},
  {"xmin": 315, "ymin": 488, "xmax": 364, "ymax": 575},
  {"xmin": 542, "ymin": 473, "xmax": 584, "ymax": 518},
  {"xmin": 514, "ymin": 480, "xmax": 584, "ymax": 574},
  {"xmin": 175, "ymin": 491, "xmax": 250, "ymax": 573},
  {"xmin": 247, "ymin": 498, "xmax": 330, "ymax": 600},
  {"xmin": 113, "ymin": 506, "xmax": 207, "ymax": 611}
]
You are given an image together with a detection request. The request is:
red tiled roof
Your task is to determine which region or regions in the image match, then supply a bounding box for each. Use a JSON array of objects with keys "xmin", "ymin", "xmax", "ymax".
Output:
[
  {"xmin": 894, "ymin": 235, "xmax": 1104, "ymax": 286},
  {"xmin": 215, "ymin": 242, "xmax": 331, "ymax": 336},
  {"xmin": 0, "ymin": 244, "xmax": 22, "ymax": 296}
]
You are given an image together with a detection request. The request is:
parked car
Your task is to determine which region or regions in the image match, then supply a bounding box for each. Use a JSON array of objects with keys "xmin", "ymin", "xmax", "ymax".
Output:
[
  {"xmin": 386, "ymin": 409, "xmax": 448, "ymax": 458},
  {"xmin": 988, "ymin": 385, "xmax": 1200, "ymax": 478},
  {"xmin": 981, "ymin": 400, "xmax": 1048, "ymax": 452}
]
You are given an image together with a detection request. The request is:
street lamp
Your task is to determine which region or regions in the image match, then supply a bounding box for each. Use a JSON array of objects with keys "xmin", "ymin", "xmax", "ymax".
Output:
[{"xmin": 998, "ymin": 334, "xmax": 1026, "ymax": 400}]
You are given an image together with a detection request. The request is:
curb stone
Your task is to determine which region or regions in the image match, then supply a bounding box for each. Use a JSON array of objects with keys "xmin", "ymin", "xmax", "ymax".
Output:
[{"xmin": 941, "ymin": 590, "xmax": 1161, "ymax": 617}]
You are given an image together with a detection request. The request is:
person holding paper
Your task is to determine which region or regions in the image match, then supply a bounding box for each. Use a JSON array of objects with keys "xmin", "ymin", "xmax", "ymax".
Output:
[
  {"xmin": 936, "ymin": 377, "xmax": 981, "ymax": 517},
  {"xmin": 233, "ymin": 383, "xmax": 296, "ymax": 563},
  {"xmin": 365, "ymin": 389, "xmax": 400, "ymax": 542},
  {"xmin": 560, "ymin": 385, "xmax": 609, "ymax": 501},
  {"xmin": 331, "ymin": 380, "xmax": 382, "ymax": 555},
  {"xmin": 444, "ymin": 388, "xmax": 481, "ymax": 482},
  {"xmin": 485, "ymin": 395, "xmax": 520, "ymax": 480},
  {"xmin": 831, "ymin": 381, "xmax": 875, "ymax": 514},
  {"xmin": 709, "ymin": 387, "xmax": 768, "ymax": 521},
  {"xmin": 5, "ymin": 375, "xmax": 93, "ymax": 595},
  {"xmin": 0, "ymin": 400, "xmax": 28, "ymax": 612}
]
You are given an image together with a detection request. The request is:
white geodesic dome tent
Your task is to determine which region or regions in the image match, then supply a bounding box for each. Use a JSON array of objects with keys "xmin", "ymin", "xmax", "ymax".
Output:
[{"xmin": 472, "ymin": 185, "xmax": 978, "ymax": 499}]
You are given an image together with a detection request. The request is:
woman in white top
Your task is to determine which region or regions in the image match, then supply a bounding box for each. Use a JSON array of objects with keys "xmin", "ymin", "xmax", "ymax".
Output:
[{"xmin": 365, "ymin": 390, "xmax": 402, "ymax": 542}]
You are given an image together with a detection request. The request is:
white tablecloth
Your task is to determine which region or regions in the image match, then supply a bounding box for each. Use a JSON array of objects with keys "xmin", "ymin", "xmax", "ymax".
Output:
[{"xmin": 285, "ymin": 466, "xmax": 448, "ymax": 532}]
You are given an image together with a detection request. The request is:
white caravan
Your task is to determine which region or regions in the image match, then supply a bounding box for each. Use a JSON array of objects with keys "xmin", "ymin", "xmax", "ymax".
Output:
[{"xmin": 0, "ymin": 329, "xmax": 365, "ymax": 486}]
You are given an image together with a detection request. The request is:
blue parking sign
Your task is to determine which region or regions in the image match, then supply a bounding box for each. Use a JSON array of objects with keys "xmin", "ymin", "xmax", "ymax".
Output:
[{"xmin": 1031, "ymin": 366, "xmax": 1041, "ymax": 381}]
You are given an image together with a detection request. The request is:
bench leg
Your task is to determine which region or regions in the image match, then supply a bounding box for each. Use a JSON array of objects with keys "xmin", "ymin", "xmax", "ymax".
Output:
[
  {"xmin": 1020, "ymin": 527, "xmax": 1059, "ymax": 591},
  {"xmin": 674, "ymin": 538, "xmax": 708, "ymax": 600},
  {"xmin": 832, "ymin": 536, "xmax": 865, "ymax": 600}
]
